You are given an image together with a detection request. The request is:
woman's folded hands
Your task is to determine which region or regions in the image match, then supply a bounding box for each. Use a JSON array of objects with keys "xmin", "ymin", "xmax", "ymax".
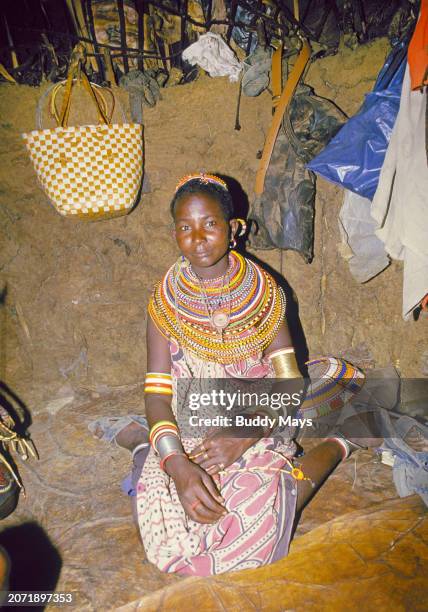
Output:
[
  {"xmin": 190, "ymin": 422, "xmax": 263, "ymax": 475},
  {"xmin": 163, "ymin": 422, "xmax": 264, "ymax": 524},
  {"xmin": 164, "ymin": 454, "xmax": 227, "ymax": 524}
]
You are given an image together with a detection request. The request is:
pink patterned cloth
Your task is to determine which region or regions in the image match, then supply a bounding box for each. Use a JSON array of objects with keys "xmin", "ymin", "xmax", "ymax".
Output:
[{"xmin": 136, "ymin": 341, "xmax": 297, "ymax": 576}]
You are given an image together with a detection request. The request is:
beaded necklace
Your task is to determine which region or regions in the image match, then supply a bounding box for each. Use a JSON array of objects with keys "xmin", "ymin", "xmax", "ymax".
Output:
[
  {"xmin": 195, "ymin": 272, "xmax": 231, "ymax": 340},
  {"xmin": 149, "ymin": 251, "xmax": 286, "ymax": 364}
]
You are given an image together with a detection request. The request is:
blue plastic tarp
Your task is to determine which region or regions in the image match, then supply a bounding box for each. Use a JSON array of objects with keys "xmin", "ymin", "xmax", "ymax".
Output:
[{"xmin": 307, "ymin": 41, "xmax": 407, "ymax": 200}]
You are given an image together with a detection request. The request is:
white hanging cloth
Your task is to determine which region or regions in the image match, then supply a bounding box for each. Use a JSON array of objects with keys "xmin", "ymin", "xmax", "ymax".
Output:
[
  {"xmin": 338, "ymin": 189, "xmax": 390, "ymax": 283},
  {"xmin": 182, "ymin": 33, "xmax": 242, "ymax": 82},
  {"xmin": 371, "ymin": 65, "xmax": 428, "ymax": 319}
]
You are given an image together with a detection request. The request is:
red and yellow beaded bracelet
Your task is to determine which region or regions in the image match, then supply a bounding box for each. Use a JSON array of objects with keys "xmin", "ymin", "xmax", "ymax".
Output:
[{"xmin": 144, "ymin": 372, "xmax": 173, "ymax": 396}]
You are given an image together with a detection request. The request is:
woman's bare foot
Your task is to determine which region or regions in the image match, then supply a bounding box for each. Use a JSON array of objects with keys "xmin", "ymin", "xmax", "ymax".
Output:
[
  {"xmin": 339, "ymin": 409, "xmax": 428, "ymax": 456},
  {"xmin": 92, "ymin": 421, "xmax": 148, "ymax": 453}
]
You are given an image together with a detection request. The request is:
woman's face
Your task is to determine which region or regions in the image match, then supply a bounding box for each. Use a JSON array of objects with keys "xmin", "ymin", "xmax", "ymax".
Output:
[{"xmin": 173, "ymin": 192, "xmax": 238, "ymax": 278}]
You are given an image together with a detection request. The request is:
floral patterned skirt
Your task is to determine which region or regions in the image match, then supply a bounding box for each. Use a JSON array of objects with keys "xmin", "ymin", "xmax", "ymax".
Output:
[{"xmin": 135, "ymin": 437, "xmax": 297, "ymax": 576}]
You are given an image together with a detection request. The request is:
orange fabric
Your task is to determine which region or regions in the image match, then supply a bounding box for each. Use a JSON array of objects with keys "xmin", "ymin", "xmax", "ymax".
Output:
[{"xmin": 408, "ymin": 0, "xmax": 428, "ymax": 90}]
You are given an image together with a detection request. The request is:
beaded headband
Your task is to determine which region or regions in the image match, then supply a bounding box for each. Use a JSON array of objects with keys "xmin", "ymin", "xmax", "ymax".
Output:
[{"xmin": 175, "ymin": 173, "xmax": 228, "ymax": 192}]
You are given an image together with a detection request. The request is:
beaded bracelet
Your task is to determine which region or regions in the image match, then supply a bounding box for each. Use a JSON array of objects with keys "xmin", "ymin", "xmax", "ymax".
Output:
[
  {"xmin": 144, "ymin": 372, "xmax": 173, "ymax": 396},
  {"xmin": 325, "ymin": 437, "xmax": 350, "ymax": 460},
  {"xmin": 159, "ymin": 450, "xmax": 186, "ymax": 472},
  {"xmin": 149, "ymin": 420, "xmax": 178, "ymax": 445},
  {"xmin": 151, "ymin": 425, "xmax": 179, "ymax": 449},
  {"xmin": 149, "ymin": 420, "xmax": 185, "ymax": 465}
]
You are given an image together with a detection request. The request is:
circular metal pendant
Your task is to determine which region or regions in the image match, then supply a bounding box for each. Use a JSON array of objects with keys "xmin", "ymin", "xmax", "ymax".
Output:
[{"xmin": 211, "ymin": 310, "xmax": 230, "ymax": 330}]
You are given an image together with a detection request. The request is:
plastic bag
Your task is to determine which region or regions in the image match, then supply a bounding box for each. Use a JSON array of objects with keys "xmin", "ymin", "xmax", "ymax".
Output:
[{"xmin": 307, "ymin": 40, "xmax": 407, "ymax": 199}]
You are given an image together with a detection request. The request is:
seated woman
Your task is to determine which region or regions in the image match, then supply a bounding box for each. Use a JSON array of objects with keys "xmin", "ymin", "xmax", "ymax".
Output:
[{"xmin": 90, "ymin": 173, "xmax": 377, "ymax": 576}]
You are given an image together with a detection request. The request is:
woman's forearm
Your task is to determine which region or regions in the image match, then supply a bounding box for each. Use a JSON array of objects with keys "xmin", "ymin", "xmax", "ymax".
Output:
[{"xmin": 145, "ymin": 396, "xmax": 177, "ymax": 429}]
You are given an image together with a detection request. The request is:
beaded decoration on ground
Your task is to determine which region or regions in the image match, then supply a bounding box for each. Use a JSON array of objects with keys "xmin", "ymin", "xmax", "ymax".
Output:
[{"xmin": 298, "ymin": 357, "xmax": 366, "ymax": 419}]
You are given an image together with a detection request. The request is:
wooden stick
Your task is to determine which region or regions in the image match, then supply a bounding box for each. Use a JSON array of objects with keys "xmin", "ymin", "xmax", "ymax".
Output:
[
  {"xmin": 65, "ymin": 0, "xmax": 98, "ymax": 72},
  {"xmin": 135, "ymin": 0, "xmax": 145, "ymax": 71},
  {"xmin": 143, "ymin": 12, "xmax": 154, "ymax": 70},
  {"xmin": 117, "ymin": 0, "xmax": 130, "ymax": 74},
  {"xmin": 0, "ymin": 63, "xmax": 17, "ymax": 83},
  {"xmin": 234, "ymin": 79, "xmax": 242, "ymax": 131},
  {"xmin": 165, "ymin": 44, "xmax": 172, "ymax": 73},
  {"xmin": 225, "ymin": 0, "xmax": 237, "ymax": 42},
  {"xmin": 103, "ymin": 47, "xmax": 117, "ymax": 85},
  {"xmin": 3, "ymin": 14, "xmax": 18, "ymax": 69},
  {"xmin": 84, "ymin": 0, "xmax": 106, "ymax": 80},
  {"xmin": 271, "ymin": 43, "xmax": 283, "ymax": 110},
  {"xmin": 180, "ymin": 0, "xmax": 188, "ymax": 48},
  {"xmin": 206, "ymin": 0, "xmax": 212, "ymax": 25},
  {"xmin": 293, "ymin": 0, "xmax": 300, "ymax": 21},
  {"xmin": 151, "ymin": 27, "xmax": 168, "ymax": 73},
  {"xmin": 41, "ymin": 33, "xmax": 59, "ymax": 69}
]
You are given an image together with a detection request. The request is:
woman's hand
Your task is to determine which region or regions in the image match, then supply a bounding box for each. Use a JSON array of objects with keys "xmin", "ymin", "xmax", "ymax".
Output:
[
  {"xmin": 190, "ymin": 425, "xmax": 263, "ymax": 476},
  {"xmin": 164, "ymin": 454, "xmax": 227, "ymax": 524}
]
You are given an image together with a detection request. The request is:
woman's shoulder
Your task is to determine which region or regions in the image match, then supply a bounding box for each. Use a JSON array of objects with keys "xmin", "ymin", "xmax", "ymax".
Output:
[
  {"xmin": 148, "ymin": 261, "xmax": 178, "ymax": 328},
  {"xmin": 150, "ymin": 262, "xmax": 176, "ymax": 293}
]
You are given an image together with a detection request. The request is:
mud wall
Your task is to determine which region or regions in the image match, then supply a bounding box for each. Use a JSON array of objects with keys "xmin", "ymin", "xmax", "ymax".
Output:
[{"xmin": 1, "ymin": 37, "xmax": 427, "ymax": 413}]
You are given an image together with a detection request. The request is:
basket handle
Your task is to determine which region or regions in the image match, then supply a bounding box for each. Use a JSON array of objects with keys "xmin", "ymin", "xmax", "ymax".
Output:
[
  {"xmin": 35, "ymin": 80, "xmax": 127, "ymax": 131},
  {"xmin": 50, "ymin": 80, "xmax": 115, "ymax": 126},
  {"xmin": 58, "ymin": 43, "xmax": 110, "ymax": 128}
]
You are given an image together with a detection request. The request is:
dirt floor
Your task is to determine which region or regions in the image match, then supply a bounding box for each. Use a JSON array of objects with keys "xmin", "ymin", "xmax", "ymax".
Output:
[{"xmin": 0, "ymin": 37, "xmax": 427, "ymax": 610}]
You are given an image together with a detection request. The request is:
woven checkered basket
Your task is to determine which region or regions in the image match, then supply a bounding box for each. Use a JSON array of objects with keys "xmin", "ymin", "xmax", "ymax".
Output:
[{"xmin": 23, "ymin": 58, "xmax": 143, "ymax": 220}]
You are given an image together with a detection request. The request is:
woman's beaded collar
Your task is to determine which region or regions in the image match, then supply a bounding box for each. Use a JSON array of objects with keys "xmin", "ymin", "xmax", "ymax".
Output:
[{"xmin": 149, "ymin": 251, "xmax": 286, "ymax": 364}]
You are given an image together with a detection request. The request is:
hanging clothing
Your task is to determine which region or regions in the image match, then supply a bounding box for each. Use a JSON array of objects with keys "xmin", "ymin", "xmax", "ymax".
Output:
[
  {"xmin": 338, "ymin": 189, "xmax": 390, "ymax": 283},
  {"xmin": 371, "ymin": 65, "xmax": 428, "ymax": 318},
  {"xmin": 182, "ymin": 33, "xmax": 242, "ymax": 82},
  {"xmin": 408, "ymin": 0, "xmax": 428, "ymax": 90}
]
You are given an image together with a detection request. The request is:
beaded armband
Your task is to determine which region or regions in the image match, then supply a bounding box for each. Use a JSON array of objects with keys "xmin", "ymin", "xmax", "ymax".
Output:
[
  {"xmin": 149, "ymin": 420, "xmax": 186, "ymax": 472},
  {"xmin": 144, "ymin": 372, "xmax": 173, "ymax": 396}
]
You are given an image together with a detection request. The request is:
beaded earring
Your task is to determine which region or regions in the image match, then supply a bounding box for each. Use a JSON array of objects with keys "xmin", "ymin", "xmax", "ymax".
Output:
[{"xmin": 230, "ymin": 237, "xmax": 237, "ymax": 249}]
